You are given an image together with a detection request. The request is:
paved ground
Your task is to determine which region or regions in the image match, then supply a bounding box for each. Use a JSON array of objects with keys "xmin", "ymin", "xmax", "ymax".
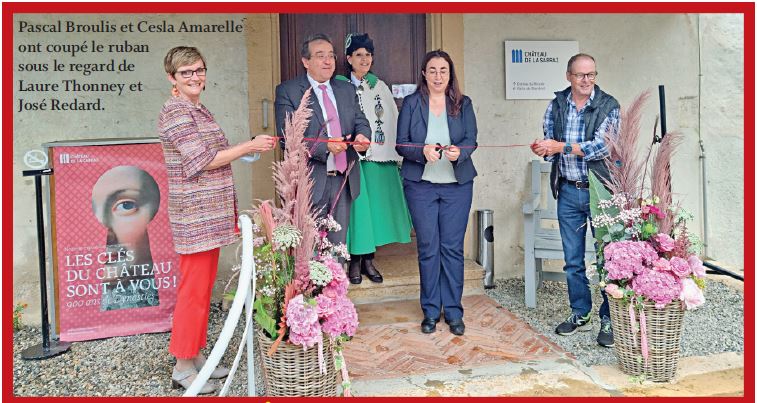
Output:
[
  {"xmin": 12, "ymin": 255, "xmax": 746, "ymax": 397},
  {"xmin": 345, "ymin": 288, "xmax": 745, "ymax": 397},
  {"xmin": 347, "ymin": 296, "xmax": 567, "ymax": 380}
]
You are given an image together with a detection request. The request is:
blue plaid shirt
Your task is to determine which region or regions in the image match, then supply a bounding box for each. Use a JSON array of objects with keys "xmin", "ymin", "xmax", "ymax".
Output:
[{"xmin": 543, "ymin": 89, "xmax": 620, "ymax": 181}]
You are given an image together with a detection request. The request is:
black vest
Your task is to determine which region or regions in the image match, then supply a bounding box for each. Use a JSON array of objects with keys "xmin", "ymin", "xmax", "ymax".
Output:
[{"xmin": 549, "ymin": 85, "xmax": 619, "ymax": 199}]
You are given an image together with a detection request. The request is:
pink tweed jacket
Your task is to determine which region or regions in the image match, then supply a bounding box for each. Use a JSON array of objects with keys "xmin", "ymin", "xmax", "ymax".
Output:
[{"xmin": 158, "ymin": 96, "xmax": 238, "ymax": 254}]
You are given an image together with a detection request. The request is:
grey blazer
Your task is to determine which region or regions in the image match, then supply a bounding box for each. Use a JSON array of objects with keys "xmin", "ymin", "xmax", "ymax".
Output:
[{"xmin": 274, "ymin": 74, "xmax": 372, "ymax": 202}]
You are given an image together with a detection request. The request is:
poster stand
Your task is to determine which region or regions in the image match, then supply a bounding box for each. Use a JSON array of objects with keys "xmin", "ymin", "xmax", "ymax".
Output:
[
  {"xmin": 42, "ymin": 138, "xmax": 177, "ymax": 342},
  {"xmin": 21, "ymin": 168, "xmax": 71, "ymax": 360}
]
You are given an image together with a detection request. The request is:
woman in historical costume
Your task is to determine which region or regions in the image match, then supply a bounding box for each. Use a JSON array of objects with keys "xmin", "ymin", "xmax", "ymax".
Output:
[
  {"xmin": 158, "ymin": 46, "xmax": 276, "ymax": 393},
  {"xmin": 337, "ymin": 33, "xmax": 413, "ymax": 285},
  {"xmin": 396, "ymin": 50, "xmax": 478, "ymax": 336}
]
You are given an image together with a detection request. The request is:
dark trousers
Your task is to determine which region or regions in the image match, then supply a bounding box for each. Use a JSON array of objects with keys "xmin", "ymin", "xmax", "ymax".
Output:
[
  {"xmin": 315, "ymin": 174, "xmax": 352, "ymax": 248},
  {"xmin": 403, "ymin": 179, "xmax": 473, "ymax": 321}
]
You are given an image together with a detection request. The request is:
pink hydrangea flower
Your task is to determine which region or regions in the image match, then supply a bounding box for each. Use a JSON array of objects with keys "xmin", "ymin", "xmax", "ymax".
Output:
[
  {"xmin": 322, "ymin": 256, "xmax": 348, "ymax": 295},
  {"xmin": 653, "ymin": 233, "xmax": 675, "ymax": 252},
  {"xmin": 321, "ymin": 284, "xmax": 337, "ymax": 299},
  {"xmin": 604, "ymin": 283, "xmax": 624, "ymax": 299},
  {"xmin": 315, "ymin": 293, "xmax": 335, "ymax": 317},
  {"xmin": 317, "ymin": 255, "xmax": 348, "ymax": 297},
  {"xmin": 604, "ymin": 241, "xmax": 659, "ymax": 280},
  {"xmin": 669, "ymin": 256, "xmax": 692, "ymax": 278},
  {"xmin": 653, "ymin": 258, "xmax": 672, "ymax": 272},
  {"xmin": 679, "ymin": 277, "xmax": 705, "ymax": 310},
  {"xmin": 321, "ymin": 295, "xmax": 359, "ymax": 338},
  {"xmin": 286, "ymin": 294, "xmax": 322, "ymax": 349},
  {"xmin": 688, "ymin": 255, "xmax": 706, "ymax": 278},
  {"xmin": 325, "ymin": 282, "xmax": 347, "ymax": 300},
  {"xmin": 631, "ymin": 268, "xmax": 682, "ymax": 309}
]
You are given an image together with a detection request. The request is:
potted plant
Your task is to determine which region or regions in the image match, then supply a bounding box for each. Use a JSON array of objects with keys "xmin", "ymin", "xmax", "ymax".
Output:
[
  {"xmin": 242, "ymin": 90, "xmax": 358, "ymax": 396},
  {"xmin": 589, "ymin": 91, "xmax": 706, "ymax": 382}
]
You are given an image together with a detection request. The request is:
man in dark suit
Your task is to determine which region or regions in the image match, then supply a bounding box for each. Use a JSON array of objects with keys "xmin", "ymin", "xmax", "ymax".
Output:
[{"xmin": 274, "ymin": 33, "xmax": 371, "ymax": 251}]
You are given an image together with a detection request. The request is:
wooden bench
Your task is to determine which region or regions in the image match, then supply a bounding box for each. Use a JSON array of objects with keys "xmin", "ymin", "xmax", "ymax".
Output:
[{"xmin": 522, "ymin": 160, "xmax": 595, "ymax": 308}]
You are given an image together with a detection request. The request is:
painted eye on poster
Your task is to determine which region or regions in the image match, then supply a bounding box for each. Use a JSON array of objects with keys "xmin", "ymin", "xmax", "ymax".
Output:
[{"xmin": 91, "ymin": 165, "xmax": 161, "ymax": 311}]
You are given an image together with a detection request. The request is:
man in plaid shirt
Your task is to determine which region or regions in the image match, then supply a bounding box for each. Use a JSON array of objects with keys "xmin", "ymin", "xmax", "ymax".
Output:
[{"xmin": 532, "ymin": 53, "xmax": 620, "ymax": 348}]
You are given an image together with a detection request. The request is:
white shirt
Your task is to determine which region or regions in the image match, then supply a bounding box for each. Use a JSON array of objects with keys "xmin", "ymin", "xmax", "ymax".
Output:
[{"xmin": 307, "ymin": 74, "xmax": 341, "ymax": 172}]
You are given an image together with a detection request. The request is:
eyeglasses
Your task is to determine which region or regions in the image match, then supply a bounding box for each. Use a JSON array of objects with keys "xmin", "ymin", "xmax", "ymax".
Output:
[
  {"xmin": 571, "ymin": 72, "xmax": 597, "ymax": 81},
  {"xmin": 177, "ymin": 67, "xmax": 207, "ymax": 79},
  {"xmin": 425, "ymin": 69, "xmax": 449, "ymax": 77},
  {"xmin": 311, "ymin": 53, "xmax": 336, "ymax": 61}
]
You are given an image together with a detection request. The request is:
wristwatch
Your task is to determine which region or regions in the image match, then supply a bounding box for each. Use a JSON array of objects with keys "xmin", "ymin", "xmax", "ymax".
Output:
[{"xmin": 563, "ymin": 143, "xmax": 573, "ymax": 154}]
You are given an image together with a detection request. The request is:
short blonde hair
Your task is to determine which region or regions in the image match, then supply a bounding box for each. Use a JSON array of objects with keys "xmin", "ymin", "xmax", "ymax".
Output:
[{"xmin": 164, "ymin": 46, "xmax": 206, "ymax": 76}]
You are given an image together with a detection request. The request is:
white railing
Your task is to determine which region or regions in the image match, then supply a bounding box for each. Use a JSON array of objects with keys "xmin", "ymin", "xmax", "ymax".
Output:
[{"xmin": 184, "ymin": 214, "xmax": 257, "ymax": 396}]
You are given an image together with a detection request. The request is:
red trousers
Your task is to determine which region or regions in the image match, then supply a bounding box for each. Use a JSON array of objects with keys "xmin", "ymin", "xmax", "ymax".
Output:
[{"xmin": 168, "ymin": 248, "xmax": 220, "ymax": 359}]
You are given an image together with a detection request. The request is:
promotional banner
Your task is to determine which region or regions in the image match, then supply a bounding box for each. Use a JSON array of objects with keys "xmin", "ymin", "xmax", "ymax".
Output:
[{"xmin": 51, "ymin": 142, "xmax": 178, "ymax": 341}]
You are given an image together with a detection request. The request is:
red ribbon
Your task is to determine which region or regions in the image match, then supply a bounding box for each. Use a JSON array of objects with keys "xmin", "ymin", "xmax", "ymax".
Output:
[{"xmin": 271, "ymin": 136, "xmax": 531, "ymax": 150}]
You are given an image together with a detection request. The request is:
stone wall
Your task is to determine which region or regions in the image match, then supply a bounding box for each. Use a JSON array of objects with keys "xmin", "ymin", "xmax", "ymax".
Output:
[
  {"xmin": 12, "ymin": 14, "xmax": 251, "ymax": 324},
  {"xmin": 463, "ymin": 13, "xmax": 744, "ymax": 278}
]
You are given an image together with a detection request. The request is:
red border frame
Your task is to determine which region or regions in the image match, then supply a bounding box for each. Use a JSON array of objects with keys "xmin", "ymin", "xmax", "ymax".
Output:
[{"xmin": 4, "ymin": 2, "xmax": 754, "ymax": 402}]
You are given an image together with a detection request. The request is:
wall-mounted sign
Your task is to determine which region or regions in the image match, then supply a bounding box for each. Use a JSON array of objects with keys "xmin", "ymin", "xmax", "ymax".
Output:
[
  {"xmin": 504, "ymin": 41, "xmax": 579, "ymax": 99},
  {"xmin": 23, "ymin": 149, "xmax": 48, "ymax": 169}
]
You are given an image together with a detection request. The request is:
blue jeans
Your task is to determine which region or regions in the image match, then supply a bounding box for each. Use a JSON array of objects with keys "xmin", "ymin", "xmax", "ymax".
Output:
[{"xmin": 557, "ymin": 180, "xmax": 609, "ymax": 319}]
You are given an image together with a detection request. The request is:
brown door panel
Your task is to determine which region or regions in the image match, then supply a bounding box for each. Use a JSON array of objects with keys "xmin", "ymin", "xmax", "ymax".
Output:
[{"xmin": 280, "ymin": 14, "xmax": 426, "ymax": 109}]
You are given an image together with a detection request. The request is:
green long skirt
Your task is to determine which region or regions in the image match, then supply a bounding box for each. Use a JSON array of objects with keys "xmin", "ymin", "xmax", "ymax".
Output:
[{"xmin": 347, "ymin": 161, "xmax": 412, "ymax": 255}]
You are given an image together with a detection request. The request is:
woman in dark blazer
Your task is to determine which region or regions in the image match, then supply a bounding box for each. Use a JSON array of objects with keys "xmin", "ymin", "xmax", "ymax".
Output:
[{"xmin": 396, "ymin": 50, "xmax": 477, "ymax": 336}]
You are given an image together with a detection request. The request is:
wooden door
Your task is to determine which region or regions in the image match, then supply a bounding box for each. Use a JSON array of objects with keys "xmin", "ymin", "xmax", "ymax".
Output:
[{"xmin": 279, "ymin": 14, "xmax": 426, "ymax": 108}]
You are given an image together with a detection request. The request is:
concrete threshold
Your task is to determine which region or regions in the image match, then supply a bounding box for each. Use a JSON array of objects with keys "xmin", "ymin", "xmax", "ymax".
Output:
[
  {"xmin": 591, "ymin": 351, "xmax": 744, "ymax": 397},
  {"xmin": 350, "ymin": 352, "xmax": 744, "ymax": 397}
]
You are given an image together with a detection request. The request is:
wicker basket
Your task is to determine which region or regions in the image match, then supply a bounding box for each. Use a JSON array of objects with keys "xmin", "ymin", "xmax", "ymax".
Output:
[
  {"xmin": 256, "ymin": 329, "xmax": 337, "ymax": 396},
  {"xmin": 608, "ymin": 297, "xmax": 685, "ymax": 382}
]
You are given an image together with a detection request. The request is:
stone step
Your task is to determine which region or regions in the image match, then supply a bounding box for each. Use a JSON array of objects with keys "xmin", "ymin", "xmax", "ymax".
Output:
[{"xmin": 347, "ymin": 252, "xmax": 486, "ymax": 305}]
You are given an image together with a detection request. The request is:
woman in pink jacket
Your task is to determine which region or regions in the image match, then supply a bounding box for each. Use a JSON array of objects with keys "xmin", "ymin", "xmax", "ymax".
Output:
[{"xmin": 158, "ymin": 46, "xmax": 275, "ymax": 394}]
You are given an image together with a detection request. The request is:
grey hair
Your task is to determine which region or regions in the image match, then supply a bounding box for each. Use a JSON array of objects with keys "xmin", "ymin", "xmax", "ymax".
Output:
[
  {"xmin": 300, "ymin": 33, "xmax": 333, "ymax": 59},
  {"xmin": 566, "ymin": 53, "xmax": 595, "ymax": 73}
]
